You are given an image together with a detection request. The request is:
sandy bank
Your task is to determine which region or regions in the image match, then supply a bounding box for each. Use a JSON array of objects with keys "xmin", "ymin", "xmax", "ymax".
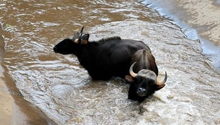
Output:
[
  {"xmin": 0, "ymin": 77, "xmax": 13, "ymax": 125},
  {"xmin": 0, "ymin": 34, "xmax": 56, "ymax": 125}
]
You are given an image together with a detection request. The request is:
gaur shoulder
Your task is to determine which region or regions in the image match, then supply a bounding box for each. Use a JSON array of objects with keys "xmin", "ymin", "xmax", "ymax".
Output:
[{"xmin": 97, "ymin": 36, "xmax": 121, "ymax": 43}]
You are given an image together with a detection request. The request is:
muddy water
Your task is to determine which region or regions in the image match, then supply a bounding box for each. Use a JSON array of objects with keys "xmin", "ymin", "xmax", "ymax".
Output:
[
  {"xmin": 141, "ymin": 0, "xmax": 220, "ymax": 72},
  {"xmin": 1, "ymin": 0, "xmax": 220, "ymax": 125}
]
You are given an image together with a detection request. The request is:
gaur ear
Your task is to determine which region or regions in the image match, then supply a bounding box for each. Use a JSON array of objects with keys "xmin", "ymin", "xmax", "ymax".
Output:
[
  {"xmin": 72, "ymin": 31, "xmax": 80, "ymax": 43},
  {"xmin": 125, "ymin": 75, "xmax": 134, "ymax": 82},
  {"xmin": 81, "ymin": 34, "xmax": 89, "ymax": 44},
  {"xmin": 74, "ymin": 39, "xmax": 79, "ymax": 44}
]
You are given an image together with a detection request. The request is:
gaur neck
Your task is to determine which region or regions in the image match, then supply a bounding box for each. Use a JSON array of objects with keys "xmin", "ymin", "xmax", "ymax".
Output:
[{"xmin": 75, "ymin": 42, "xmax": 99, "ymax": 63}]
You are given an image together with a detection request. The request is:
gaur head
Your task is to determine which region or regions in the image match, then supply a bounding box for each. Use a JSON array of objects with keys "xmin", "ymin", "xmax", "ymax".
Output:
[
  {"xmin": 53, "ymin": 26, "xmax": 90, "ymax": 55},
  {"xmin": 126, "ymin": 62, "xmax": 167, "ymax": 102}
]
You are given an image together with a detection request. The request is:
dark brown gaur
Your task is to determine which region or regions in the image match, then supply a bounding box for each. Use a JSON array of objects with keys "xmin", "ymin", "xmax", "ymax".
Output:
[{"xmin": 126, "ymin": 49, "xmax": 167, "ymax": 102}]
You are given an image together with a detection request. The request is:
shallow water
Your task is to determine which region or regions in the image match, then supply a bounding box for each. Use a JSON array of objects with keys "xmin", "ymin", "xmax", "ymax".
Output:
[{"xmin": 1, "ymin": 0, "xmax": 220, "ymax": 125}]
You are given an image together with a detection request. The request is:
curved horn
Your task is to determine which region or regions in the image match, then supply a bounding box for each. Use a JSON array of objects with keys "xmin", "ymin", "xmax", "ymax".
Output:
[
  {"xmin": 129, "ymin": 62, "xmax": 137, "ymax": 78},
  {"xmin": 79, "ymin": 26, "xmax": 84, "ymax": 38},
  {"xmin": 156, "ymin": 71, "xmax": 167, "ymax": 89}
]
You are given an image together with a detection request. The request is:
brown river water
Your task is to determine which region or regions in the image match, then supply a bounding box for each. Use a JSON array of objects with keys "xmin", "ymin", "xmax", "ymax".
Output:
[{"xmin": 0, "ymin": 0, "xmax": 220, "ymax": 125}]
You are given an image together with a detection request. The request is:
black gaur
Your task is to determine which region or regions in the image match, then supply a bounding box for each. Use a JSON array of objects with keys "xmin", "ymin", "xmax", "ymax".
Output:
[
  {"xmin": 126, "ymin": 49, "xmax": 167, "ymax": 102},
  {"xmin": 53, "ymin": 26, "xmax": 151, "ymax": 80}
]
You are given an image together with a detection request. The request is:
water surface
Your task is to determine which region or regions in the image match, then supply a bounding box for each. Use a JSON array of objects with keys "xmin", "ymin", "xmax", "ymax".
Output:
[
  {"xmin": 141, "ymin": 0, "xmax": 220, "ymax": 72},
  {"xmin": 1, "ymin": 0, "xmax": 220, "ymax": 124}
]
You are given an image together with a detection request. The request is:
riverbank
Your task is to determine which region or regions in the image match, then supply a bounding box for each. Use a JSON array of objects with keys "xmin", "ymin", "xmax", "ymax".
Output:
[
  {"xmin": 0, "ymin": 34, "xmax": 56, "ymax": 125},
  {"xmin": 0, "ymin": 31, "xmax": 13, "ymax": 125},
  {"xmin": 0, "ymin": 75, "xmax": 13, "ymax": 125},
  {"xmin": 141, "ymin": 0, "xmax": 220, "ymax": 73}
]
